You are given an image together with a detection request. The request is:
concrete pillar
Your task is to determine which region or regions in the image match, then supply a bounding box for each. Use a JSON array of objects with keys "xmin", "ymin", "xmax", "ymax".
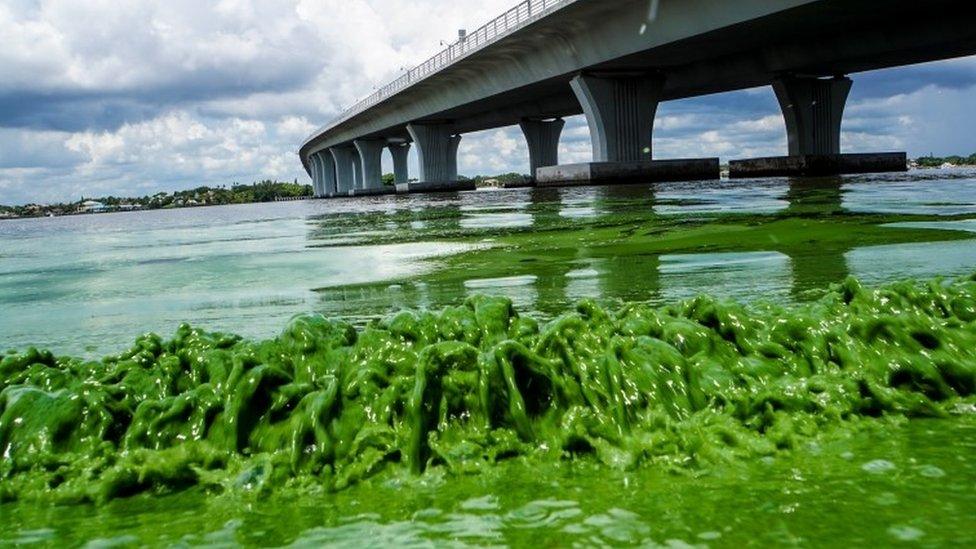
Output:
[
  {"xmin": 315, "ymin": 151, "xmax": 337, "ymax": 196},
  {"xmin": 447, "ymin": 134, "xmax": 461, "ymax": 180},
  {"xmin": 570, "ymin": 72, "xmax": 665, "ymax": 162},
  {"xmin": 519, "ymin": 118, "xmax": 565, "ymax": 178},
  {"xmin": 352, "ymin": 149, "xmax": 363, "ymax": 189},
  {"xmin": 309, "ymin": 154, "xmax": 323, "ymax": 197},
  {"xmin": 773, "ymin": 75, "xmax": 852, "ymax": 156},
  {"xmin": 330, "ymin": 146, "xmax": 358, "ymax": 194},
  {"xmin": 354, "ymin": 139, "xmax": 386, "ymax": 190},
  {"xmin": 407, "ymin": 123, "xmax": 461, "ymax": 183},
  {"xmin": 388, "ymin": 142, "xmax": 411, "ymax": 184}
]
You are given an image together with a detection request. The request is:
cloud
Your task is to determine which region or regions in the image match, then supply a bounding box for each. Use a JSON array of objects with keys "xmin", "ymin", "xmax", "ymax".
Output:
[{"xmin": 0, "ymin": 1, "xmax": 975, "ymax": 204}]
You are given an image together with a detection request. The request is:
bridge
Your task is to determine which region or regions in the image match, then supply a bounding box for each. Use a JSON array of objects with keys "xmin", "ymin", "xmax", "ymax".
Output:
[{"xmin": 299, "ymin": 0, "xmax": 976, "ymax": 197}]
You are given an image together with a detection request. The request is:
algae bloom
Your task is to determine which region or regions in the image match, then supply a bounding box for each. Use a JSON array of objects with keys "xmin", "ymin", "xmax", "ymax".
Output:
[{"xmin": 1, "ymin": 274, "xmax": 975, "ymax": 503}]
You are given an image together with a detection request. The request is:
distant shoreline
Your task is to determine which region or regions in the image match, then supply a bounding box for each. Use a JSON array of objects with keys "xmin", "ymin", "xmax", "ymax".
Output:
[
  {"xmin": 0, "ymin": 180, "xmax": 311, "ymax": 221},
  {"xmin": 4, "ymin": 163, "xmax": 976, "ymax": 221}
]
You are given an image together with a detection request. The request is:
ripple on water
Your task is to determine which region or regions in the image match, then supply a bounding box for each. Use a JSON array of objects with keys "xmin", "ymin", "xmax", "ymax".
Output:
[
  {"xmin": 861, "ymin": 459, "xmax": 897, "ymax": 474},
  {"xmin": 459, "ymin": 495, "xmax": 500, "ymax": 511},
  {"xmin": 887, "ymin": 525, "xmax": 926, "ymax": 542},
  {"xmin": 505, "ymin": 499, "xmax": 582, "ymax": 529},
  {"xmin": 917, "ymin": 465, "xmax": 946, "ymax": 478},
  {"xmin": 575, "ymin": 508, "xmax": 651, "ymax": 544}
]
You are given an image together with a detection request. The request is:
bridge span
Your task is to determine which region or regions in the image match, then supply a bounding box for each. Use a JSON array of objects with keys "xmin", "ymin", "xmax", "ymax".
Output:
[{"xmin": 299, "ymin": 0, "xmax": 976, "ymax": 197}]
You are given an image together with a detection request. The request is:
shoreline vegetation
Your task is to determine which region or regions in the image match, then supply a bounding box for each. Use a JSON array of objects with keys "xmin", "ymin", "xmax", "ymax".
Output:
[
  {"xmin": 3, "ymin": 156, "xmax": 975, "ymax": 220},
  {"xmin": 0, "ymin": 173, "xmax": 529, "ymax": 220},
  {"xmin": 913, "ymin": 152, "xmax": 976, "ymax": 168},
  {"xmin": 0, "ymin": 273, "xmax": 974, "ymax": 503},
  {"xmin": 0, "ymin": 180, "xmax": 313, "ymax": 220}
]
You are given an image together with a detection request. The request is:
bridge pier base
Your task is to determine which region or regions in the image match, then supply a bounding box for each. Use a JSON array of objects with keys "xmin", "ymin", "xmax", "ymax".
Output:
[
  {"xmin": 730, "ymin": 75, "xmax": 906, "ymax": 178},
  {"xmin": 536, "ymin": 159, "xmax": 720, "ymax": 187},
  {"xmin": 400, "ymin": 124, "xmax": 470, "ymax": 193},
  {"xmin": 729, "ymin": 153, "xmax": 907, "ymax": 178},
  {"xmin": 520, "ymin": 118, "xmax": 565, "ymax": 183},
  {"xmin": 388, "ymin": 142, "xmax": 411, "ymax": 185},
  {"xmin": 330, "ymin": 146, "xmax": 359, "ymax": 196},
  {"xmin": 353, "ymin": 139, "xmax": 395, "ymax": 196}
]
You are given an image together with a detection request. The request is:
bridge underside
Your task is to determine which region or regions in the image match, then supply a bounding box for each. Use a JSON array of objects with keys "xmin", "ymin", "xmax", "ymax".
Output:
[{"xmin": 301, "ymin": 0, "xmax": 976, "ymax": 193}]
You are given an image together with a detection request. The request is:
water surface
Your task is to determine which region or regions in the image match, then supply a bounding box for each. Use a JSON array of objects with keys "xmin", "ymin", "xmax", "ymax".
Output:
[
  {"xmin": 3, "ymin": 171, "xmax": 976, "ymax": 356},
  {"xmin": 2, "ymin": 170, "xmax": 976, "ymax": 547}
]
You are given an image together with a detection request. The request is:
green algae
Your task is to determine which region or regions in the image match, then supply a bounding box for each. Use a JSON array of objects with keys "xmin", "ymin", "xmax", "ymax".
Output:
[{"xmin": 2, "ymin": 274, "xmax": 976, "ymax": 504}]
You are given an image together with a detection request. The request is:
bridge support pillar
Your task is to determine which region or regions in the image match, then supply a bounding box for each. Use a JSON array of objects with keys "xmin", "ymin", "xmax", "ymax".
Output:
[
  {"xmin": 352, "ymin": 150, "xmax": 363, "ymax": 190},
  {"xmin": 570, "ymin": 72, "xmax": 664, "ymax": 162},
  {"xmin": 537, "ymin": 72, "xmax": 719, "ymax": 186},
  {"xmin": 309, "ymin": 154, "xmax": 323, "ymax": 197},
  {"xmin": 730, "ymin": 75, "xmax": 906, "ymax": 178},
  {"xmin": 312, "ymin": 151, "xmax": 336, "ymax": 197},
  {"xmin": 520, "ymin": 118, "xmax": 565, "ymax": 181},
  {"xmin": 402, "ymin": 123, "xmax": 473, "ymax": 193},
  {"xmin": 330, "ymin": 146, "xmax": 358, "ymax": 196},
  {"xmin": 776, "ymin": 75, "xmax": 851, "ymax": 156},
  {"xmin": 388, "ymin": 142, "xmax": 411, "ymax": 185},
  {"xmin": 353, "ymin": 139, "xmax": 393, "ymax": 195}
]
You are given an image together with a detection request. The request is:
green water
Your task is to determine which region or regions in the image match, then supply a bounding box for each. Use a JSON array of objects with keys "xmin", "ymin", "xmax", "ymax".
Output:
[{"xmin": 2, "ymin": 173, "xmax": 976, "ymax": 546}]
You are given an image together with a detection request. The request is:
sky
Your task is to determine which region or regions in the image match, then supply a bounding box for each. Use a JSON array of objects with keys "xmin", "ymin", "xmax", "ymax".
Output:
[{"xmin": 2, "ymin": 0, "xmax": 976, "ymax": 205}]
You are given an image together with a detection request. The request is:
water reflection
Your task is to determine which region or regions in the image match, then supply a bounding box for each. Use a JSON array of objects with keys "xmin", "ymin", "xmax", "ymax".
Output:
[
  {"xmin": 783, "ymin": 176, "xmax": 846, "ymax": 216},
  {"xmin": 307, "ymin": 174, "xmax": 975, "ymax": 320},
  {"xmin": 2, "ymin": 174, "xmax": 972, "ymax": 354}
]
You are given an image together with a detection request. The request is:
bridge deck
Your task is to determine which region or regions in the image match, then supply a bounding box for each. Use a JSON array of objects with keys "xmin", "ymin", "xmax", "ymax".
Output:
[{"xmin": 300, "ymin": 0, "xmax": 976, "ymax": 168}]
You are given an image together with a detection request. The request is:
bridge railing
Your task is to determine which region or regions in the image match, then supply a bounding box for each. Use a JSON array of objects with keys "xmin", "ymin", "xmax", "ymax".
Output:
[{"xmin": 303, "ymin": 0, "xmax": 577, "ymax": 148}]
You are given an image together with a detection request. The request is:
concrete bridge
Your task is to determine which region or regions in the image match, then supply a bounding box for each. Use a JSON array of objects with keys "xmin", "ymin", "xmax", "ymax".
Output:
[{"xmin": 299, "ymin": 0, "xmax": 976, "ymax": 197}]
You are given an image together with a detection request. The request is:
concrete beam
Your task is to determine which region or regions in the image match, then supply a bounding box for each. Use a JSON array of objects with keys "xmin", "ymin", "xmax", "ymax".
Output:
[
  {"xmin": 354, "ymin": 138, "xmax": 386, "ymax": 190},
  {"xmin": 388, "ymin": 142, "xmax": 411, "ymax": 184},
  {"xmin": 570, "ymin": 73, "xmax": 665, "ymax": 163},
  {"xmin": 519, "ymin": 118, "xmax": 565, "ymax": 180},
  {"xmin": 301, "ymin": 0, "xmax": 976, "ymax": 165},
  {"xmin": 330, "ymin": 146, "xmax": 358, "ymax": 195},
  {"xmin": 406, "ymin": 123, "xmax": 462, "ymax": 185},
  {"xmin": 774, "ymin": 75, "xmax": 852, "ymax": 156}
]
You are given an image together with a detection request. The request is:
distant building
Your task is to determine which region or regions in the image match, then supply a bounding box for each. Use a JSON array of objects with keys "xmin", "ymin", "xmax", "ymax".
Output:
[{"xmin": 79, "ymin": 200, "xmax": 108, "ymax": 213}]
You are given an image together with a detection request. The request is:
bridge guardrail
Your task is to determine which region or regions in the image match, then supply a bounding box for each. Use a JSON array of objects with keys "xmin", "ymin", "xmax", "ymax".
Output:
[{"xmin": 302, "ymin": 0, "xmax": 577, "ymax": 149}]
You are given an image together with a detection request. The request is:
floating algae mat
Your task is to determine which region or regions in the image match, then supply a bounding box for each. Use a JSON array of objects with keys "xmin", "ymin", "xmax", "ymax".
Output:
[{"xmin": 1, "ymin": 274, "xmax": 975, "ymax": 507}]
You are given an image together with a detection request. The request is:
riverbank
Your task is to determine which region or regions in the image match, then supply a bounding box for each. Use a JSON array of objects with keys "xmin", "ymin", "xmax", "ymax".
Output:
[
  {"xmin": 0, "ymin": 180, "xmax": 311, "ymax": 220},
  {"xmin": 2, "ymin": 174, "xmax": 976, "ymax": 546}
]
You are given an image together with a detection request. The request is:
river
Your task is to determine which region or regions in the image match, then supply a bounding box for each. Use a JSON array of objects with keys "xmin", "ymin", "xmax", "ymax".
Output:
[{"xmin": 1, "ymin": 171, "xmax": 975, "ymax": 546}]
